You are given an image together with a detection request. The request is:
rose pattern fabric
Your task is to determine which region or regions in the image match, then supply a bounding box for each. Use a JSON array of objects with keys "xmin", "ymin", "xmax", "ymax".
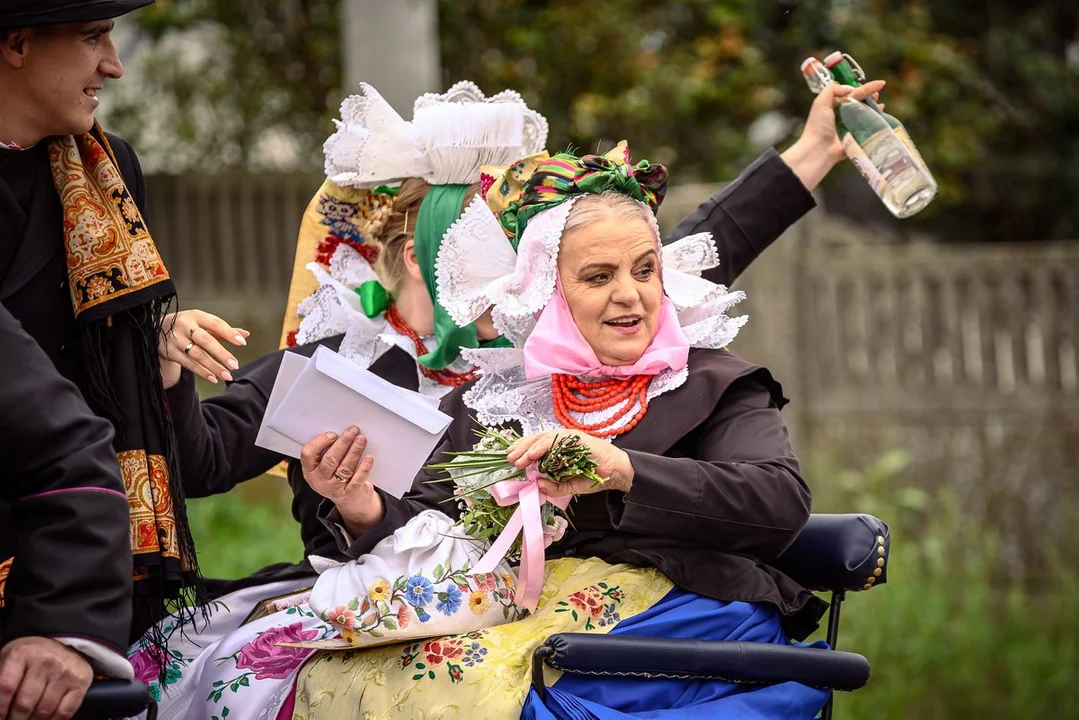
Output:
[{"xmin": 233, "ymin": 622, "xmax": 319, "ymax": 681}]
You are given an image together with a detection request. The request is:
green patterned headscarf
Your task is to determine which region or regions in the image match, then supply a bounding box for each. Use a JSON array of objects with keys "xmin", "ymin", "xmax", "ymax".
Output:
[
  {"xmin": 482, "ymin": 140, "xmax": 668, "ymax": 250},
  {"xmin": 413, "ymin": 185, "xmax": 510, "ymax": 370}
]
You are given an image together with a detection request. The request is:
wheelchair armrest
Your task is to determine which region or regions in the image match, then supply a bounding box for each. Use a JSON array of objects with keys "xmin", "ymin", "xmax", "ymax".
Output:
[
  {"xmin": 72, "ymin": 679, "xmax": 153, "ymax": 720},
  {"xmin": 771, "ymin": 513, "xmax": 890, "ymax": 593},
  {"xmin": 534, "ymin": 633, "xmax": 870, "ymax": 692}
]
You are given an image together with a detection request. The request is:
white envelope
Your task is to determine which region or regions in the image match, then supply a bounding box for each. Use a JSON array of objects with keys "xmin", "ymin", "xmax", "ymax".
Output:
[{"xmin": 256, "ymin": 346, "xmax": 452, "ymax": 499}]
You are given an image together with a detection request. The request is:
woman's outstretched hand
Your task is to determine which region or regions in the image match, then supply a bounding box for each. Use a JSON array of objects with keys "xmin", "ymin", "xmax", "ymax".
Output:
[
  {"xmin": 782, "ymin": 78, "xmax": 888, "ymax": 191},
  {"xmin": 506, "ymin": 430, "xmax": 634, "ymax": 497},
  {"xmin": 301, "ymin": 425, "xmax": 384, "ymax": 537},
  {"xmin": 159, "ymin": 309, "xmax": 250, "ymax": 389}
]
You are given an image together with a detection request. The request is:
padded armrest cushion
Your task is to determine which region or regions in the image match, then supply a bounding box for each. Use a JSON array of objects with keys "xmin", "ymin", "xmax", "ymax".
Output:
[
  {"xmin": 537, "ymin": 633, "xmax": 870, "ymax": 692},
  {"xmin": 772, "ymin": 513, "xmax": 890, "ymax": 592}
]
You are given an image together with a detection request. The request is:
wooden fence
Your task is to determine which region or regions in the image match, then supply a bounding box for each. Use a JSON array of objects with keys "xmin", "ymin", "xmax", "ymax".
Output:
[{"xmin": 147, "ymin": 172, "xmax": 323, "ymax": 330}]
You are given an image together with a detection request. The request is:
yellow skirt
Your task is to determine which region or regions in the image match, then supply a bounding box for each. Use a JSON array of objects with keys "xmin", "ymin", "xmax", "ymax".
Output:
[{"xmin": 290, "ymin": 557, "xmax": 674, "ymax": 719}]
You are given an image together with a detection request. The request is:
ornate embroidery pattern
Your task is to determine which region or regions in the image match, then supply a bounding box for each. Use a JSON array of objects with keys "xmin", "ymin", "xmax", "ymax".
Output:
[
  {"xmin": 315, "ymin": 234, "xmax": 379, "ymax": 267},
  {"xmin": 554, "ymin": 582, "xmax": 624, "ymax": 630},
  {"xmin": 292, "ymin": 558, "xmax": 673, "ymax": 718},
  {"xmin": 317, "ymin": 190, "xmax": 392, "ymax": 245},
  {"xmin": 319, "ymin": 567, "xmax": 519, "ymax": 647},
  {"xmin": 48, "ymin": 134, "xmax": 170, "ymax": 316},
  {"xmin": 0, "ymin": 556, "xmax": 12, "ymax": 609},
  {"xmin": 196, "ymin": 608, "xmax": 333, "ymax": 717},
  {"xmin": 119, "ymin": 449, "xmax": 179, "ymax": 559},
  {"xmin": 279, "ymin": 181, "xmax": 390, "ymax": 355},
  {"xmin": 309, "ymin": 189, "xmax": 389, "ymax": 270},
  {"xmin": 129, "ymin": 640, "xmax": 192, "ymax": 703},
  {"xmin": 399, "ymin": 630, "xmax": 490, "ymax": 684}
]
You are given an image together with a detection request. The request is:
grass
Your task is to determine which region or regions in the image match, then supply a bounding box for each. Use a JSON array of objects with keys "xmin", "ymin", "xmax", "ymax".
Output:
[
  {"xmin": 186, "ymin": 475, "xmax": 303, "ymax": 579},
  {"xmin": 807, "ymin": 450, "xmax": 1079, "ymax": 719}
]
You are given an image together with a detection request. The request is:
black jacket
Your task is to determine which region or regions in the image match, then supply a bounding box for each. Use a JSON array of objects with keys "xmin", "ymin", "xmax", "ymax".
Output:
[
  {"xmin": 0, "ymin": 300, "xmax": 133, "ymax": 654},
  {"xmin": 321, "ymin": 349, "xmax": 827, "ymax": 640},
  {"xmin": 0, "ymin": 131, "xmax": 201, "ymax": 644}
]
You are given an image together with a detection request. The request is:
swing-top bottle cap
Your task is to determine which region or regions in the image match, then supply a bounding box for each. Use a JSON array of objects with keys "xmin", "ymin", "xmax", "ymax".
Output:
[
  {"xmin": 823, "ymin": 51, "xmax": 845, "ymax": 67},
  {"xmin": 800, "ymin": 57, "xmax": 833, "ymax": 94},
  {"xmin": 823, "ymin": 51, "xmax": 868, "ymax": 81}
]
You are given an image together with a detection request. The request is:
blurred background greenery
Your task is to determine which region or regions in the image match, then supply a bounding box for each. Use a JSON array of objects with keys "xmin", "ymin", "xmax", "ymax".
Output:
[{"xmin": 112, "ymin": 0, "xmax": 1079, "ymax": 241}]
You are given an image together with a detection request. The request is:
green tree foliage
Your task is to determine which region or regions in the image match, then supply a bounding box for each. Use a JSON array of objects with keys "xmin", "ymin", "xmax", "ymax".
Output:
[
  {"xmin": 109, "ymin": 0, "xmax": 1079, "ymax": 240},
  {"xmin": 108, "ymin": 0, "xmax": 342, "ymax": 169}
]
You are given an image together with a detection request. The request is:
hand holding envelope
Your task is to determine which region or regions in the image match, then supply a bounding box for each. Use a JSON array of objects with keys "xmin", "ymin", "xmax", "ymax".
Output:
[
  {"xmin": 299, "ymin": 425, "xmax": 385, "ymax": 531},
  {"xmin": 255, "ymin": 345, "xmax": 453, "ymax": 504}
]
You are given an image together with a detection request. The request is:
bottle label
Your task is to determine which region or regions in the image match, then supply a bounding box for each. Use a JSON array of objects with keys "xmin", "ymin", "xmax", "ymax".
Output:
[{"xmin": 841, "ymin": 132, "xmax": 887, "ymax": 196}]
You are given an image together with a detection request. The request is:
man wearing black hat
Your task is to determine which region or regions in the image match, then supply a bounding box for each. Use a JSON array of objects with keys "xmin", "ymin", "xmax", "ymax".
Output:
[{"xmin": 0, "ymin": 0, "xmax": 208, "ymax": 704}]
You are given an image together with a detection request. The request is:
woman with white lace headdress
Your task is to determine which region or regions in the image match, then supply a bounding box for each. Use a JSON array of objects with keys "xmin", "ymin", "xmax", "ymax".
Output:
[
  {"xmin": 139, "ymin": 76, "xmax": 883, "ymax": 715},
  {"xmin": 264, "ymin": 141, "xmax": 831, "ymax": 719},
  {"xmin": 128, "ymin": 81, "xmax": 553, "ymax": 715},
  {"xmin": 147, "ymin": 79, "xmax": 856, "ymax": 593}
]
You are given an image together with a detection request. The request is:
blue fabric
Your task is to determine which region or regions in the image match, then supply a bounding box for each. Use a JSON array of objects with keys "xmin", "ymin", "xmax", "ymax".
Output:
[{"xmin": 521, "ymin": 588, "xmax": 830, "ymax": 720}]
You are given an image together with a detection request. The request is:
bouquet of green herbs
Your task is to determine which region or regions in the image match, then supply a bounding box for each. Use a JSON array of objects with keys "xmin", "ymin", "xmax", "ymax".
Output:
[{"xmin": 423, "ymin": 425, "xmax": 607, "ymax": 563}]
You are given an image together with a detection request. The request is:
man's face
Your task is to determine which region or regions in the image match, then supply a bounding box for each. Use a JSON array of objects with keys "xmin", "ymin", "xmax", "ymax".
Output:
[{"xmin": 6, "ymin": 21, "xmax": 124, "ymax": 138}]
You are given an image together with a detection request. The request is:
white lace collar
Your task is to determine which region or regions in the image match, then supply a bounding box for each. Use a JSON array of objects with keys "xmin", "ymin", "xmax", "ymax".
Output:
[{"xmin": 459, "ymin": 345, "xmax": 690, "ymax": 436}]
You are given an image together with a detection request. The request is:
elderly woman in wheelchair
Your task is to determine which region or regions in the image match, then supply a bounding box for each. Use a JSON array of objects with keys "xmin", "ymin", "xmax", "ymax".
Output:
[{"xmin": 107, "ymin": 143, "xmax": 889, "ymax": 720}]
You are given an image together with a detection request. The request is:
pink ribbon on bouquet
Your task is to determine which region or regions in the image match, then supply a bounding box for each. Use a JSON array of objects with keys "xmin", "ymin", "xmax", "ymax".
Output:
[{"xmin": 471, "ymin": 466, "xmax": 571, "ymax": 613}]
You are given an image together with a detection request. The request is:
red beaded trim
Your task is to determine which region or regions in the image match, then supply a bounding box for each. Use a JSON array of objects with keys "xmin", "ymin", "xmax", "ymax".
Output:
[
  {"xmin": 384, "ymin": 305, "xmax": 479, "ymax": 388},
  {"xmin": 551, "ymin": 374, "xmax": 651, "ymax": 438}
]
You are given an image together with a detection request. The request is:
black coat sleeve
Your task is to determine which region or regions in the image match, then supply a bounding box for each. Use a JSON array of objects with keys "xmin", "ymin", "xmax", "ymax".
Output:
[
  {"xmin": 608, "ymin": 372, "xmax": 812, "ymax": 562},
  {"xmin": 663, "ymin": 148, "xmax": 816, "ymax": 287},
  {"xmin": 165, "ymin": 348, "xmax": 297, "ymax": 499},
  {"xmin": 0, "ymin": 302, "xmax": 133, "ymax": 652}
]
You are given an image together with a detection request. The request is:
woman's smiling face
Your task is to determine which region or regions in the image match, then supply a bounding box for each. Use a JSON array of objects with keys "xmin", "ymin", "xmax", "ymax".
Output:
[{"xmin": 557, "ymin": 196, "xmax": 662, "ymax": 367}]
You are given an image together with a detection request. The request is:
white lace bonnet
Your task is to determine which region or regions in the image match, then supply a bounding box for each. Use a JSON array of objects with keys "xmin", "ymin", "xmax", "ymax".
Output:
[
  {"xmin": 280, "ymin": 81, "xmax": 551, "ymax": 350},
  {"xmin": 434, "ymin": 142, "xmax": 750, "ymax": 353},
  {"xmin": 324, "ymin": 80, "xmax": 550, "ymax": 188}
]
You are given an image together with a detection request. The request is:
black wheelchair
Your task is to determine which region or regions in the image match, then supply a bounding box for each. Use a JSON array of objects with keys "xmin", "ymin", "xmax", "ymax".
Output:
[{"xmin": 75, "ymin": 513, "xmax": 889, "ymax": 720}]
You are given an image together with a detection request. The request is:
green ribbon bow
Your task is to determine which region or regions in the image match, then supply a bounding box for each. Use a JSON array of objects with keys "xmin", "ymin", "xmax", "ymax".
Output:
[{"xmin": 355, "ymin": 280, "xmax": 390, "ymax": 318}]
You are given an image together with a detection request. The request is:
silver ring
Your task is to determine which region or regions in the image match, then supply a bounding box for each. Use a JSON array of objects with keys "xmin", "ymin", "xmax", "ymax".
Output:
[{"xmin": 183, "ymin": 342, "xmax": 195, "ymax": 355}]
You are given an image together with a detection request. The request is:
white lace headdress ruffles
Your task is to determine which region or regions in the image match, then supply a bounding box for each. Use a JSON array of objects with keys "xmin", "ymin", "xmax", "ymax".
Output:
[
  {"xmin": 434, "ymin": 192, "xmax": 751, "ymax": 434},
  {"xmin": 292, "ymin": 81, "xmax": 550, "ymax": 396},
  {"xmin": 324, "ymin": 81, "xmax": 550, "ymax": 187}
]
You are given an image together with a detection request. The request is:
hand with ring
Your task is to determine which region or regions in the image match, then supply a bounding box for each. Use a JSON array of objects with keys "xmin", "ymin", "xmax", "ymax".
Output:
[
  {"xmin": 159, "ymin": 309, "xmax": 251, "ymax": 389},
  {"xmin": 301, "ymin": 425, "xmax": 383, "ymax": 537}
]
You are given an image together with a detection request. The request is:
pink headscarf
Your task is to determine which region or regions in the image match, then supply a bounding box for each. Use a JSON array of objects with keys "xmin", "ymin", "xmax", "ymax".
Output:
[{"xmin": 522, "ymin": 279, "xmax": 689, "ymax": 379}]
